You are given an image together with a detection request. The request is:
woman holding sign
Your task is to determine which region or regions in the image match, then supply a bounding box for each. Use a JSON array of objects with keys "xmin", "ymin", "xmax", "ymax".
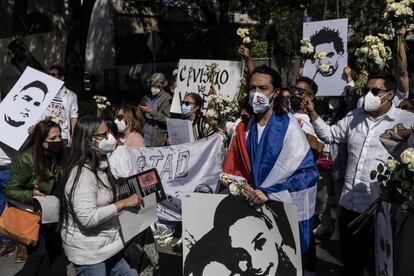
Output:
[
  {"xmin": 6, "ymin": 119, "xmax": 66, "ymax": 275},
  {"xmin": 60, "ymin": 116, "xmax": 144, "ymax": 275}
]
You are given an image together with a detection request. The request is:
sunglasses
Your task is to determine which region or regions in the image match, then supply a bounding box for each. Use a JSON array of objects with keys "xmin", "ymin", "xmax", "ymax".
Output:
[
  {"xmin": 363, "ymin": 87, "xmax": 388, "ymax": 96},
  {"xmin": 49, "ymin": 73, "xmax": 59, "ymax": 77},
  {"xmin": 289, "ymin": 86, "xmax": 312, "ymax": 96}
]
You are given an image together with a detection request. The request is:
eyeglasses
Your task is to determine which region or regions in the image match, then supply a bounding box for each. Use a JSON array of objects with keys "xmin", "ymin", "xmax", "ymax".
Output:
[
  {"xmin": 93, "ymin": 130, "xmax": 111, "ymax": 140},
  {"xmin": 289, "ymin": 86, "xmax": 312, "ymax": 96},
  {"xmin": 363, "ymin": 87, "xmax": 388, "ymax": 96},
  {"xmin": 182, "ymin": 101, "xmax": 195, "ymax": 106}
]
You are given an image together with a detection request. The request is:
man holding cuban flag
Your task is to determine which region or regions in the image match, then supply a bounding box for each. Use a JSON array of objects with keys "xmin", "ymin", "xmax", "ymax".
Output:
[{"xmin": 223, "ymin": 65, "xmax": 318, "ymax": 272}]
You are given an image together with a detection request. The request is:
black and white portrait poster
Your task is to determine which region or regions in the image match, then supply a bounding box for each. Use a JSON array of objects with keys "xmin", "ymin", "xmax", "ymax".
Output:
[
  {"xmin": 182, "ymin": 193, "xmax": 302, "ymax": 276},
  {"xmin": 170, "ymin": 59, "xmax": 242, "ymax": 114},
  {"xmin": 0, "ymin": 66, "xmax": 63, "ymax": 150},
  {"xmin": 375, "ymin": 202, "xmax": 393, "ymax": 276},
  {"xmin": 303, "ymin": 18, "xmax": 348, "ymax": 97}
]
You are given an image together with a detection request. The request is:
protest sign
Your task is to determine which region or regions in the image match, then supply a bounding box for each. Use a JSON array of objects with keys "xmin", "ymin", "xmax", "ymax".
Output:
[
  {"xmin": 170, "ymin": 59, "xmax": 242, "ymax": 114},
  {"xmin": 182, "ymin": 193, "xmax": 302, "ymax": 276},
  {"xmin": 303, "ymin": 18, "xmax": 348, "ymax": 96},
  {"xmin": 166, "ymin": 118, "xmax": 195, "ymax": 145},
  {"xmin": 128, "ymin": 135, "xmax": 222, "ymax": 221},
  {"xmin": 0, "ymin": 66, "xmax": 63, "ymax": 150}
]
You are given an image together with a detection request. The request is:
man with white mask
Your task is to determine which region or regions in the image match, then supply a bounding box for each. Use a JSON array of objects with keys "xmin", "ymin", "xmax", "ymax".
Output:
[
  {"xmin": 223, "ymin": 65, "xmax": 318, "ymax": 274},
  {"xmin": 303, "ymin": 72, "xmax": 414, "ymax": 276}
]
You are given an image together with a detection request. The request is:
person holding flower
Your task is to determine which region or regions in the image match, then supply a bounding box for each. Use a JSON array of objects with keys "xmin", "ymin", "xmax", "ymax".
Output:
[{"xmin": 302, "ymin": 72, "xmax": 414, "ymax": 276}]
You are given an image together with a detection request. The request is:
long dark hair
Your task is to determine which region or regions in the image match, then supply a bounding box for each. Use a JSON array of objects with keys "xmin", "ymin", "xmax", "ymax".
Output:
[
  {"xmin": 21, "ymin": 119, "xmax": 63, "ymax": 180},
  {"xmin": 60, "ymin": 115, "xmax": 117, "ymax": 229}
]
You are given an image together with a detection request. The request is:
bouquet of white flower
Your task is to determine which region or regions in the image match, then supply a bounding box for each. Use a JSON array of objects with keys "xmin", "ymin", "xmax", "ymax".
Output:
[
  {"xmin": 299, "ymin": 38, "xmax": 315, "ymax": 60},
  {"xmin": 236, "ymin": 28, "xmax": 251, "ymax": 44},
  {"xmin": 384, "ymin": 0, "xmax": 414, "ymax": 49},
  {"xmin": 349, "ymin": 147, "xmax": 414, "ymax": 233},
  {"xmin": 353, "ymin": 34, "xmax": 392, "ymax": 94},
  {"xmin": 206, "ymin": 93, "xmax": 239, "ymax": 130},
  {"xmin": 93, "ymin": 95, "xmax": 111, "ymax": 118}
]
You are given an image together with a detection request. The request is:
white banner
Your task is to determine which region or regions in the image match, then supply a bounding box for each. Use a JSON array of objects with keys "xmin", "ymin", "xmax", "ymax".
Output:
[
  {"xmin": 303, "ymin": 18, "xmax": 348, "ymax": 97},
  {"xmin": 0, "ymin": 66, "xmax": 63, "ymax": 150},
  {"xmin": 128, "ymin": 135, "xmax": 222, "ymax": 221},
  {"xmin": 171, "ymin": 59, "xmax": 242, "ymax": 113}
]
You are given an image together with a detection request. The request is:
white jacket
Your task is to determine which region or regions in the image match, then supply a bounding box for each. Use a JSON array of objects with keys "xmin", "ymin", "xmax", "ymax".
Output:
[{"xmin": 61, "ymin": 163, "xmax": 123, "ymax": 265}]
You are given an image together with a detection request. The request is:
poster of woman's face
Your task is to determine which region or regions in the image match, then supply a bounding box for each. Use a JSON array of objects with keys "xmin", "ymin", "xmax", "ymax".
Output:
[
  {"xmin": 182, "ymin": 194, "xmax": 302, "ymax": 276},
  {"xmin": 0, "ymin": 66, "xmax": 63, "ymax": 150},
  {"xmin": 303, "ymin": 19, "xmax": 348, "ymax": 97}
]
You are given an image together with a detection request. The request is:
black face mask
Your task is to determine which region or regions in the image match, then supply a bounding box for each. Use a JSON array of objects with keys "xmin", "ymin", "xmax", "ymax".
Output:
[
  {"xmin": 280, "ymin": 97, "xmax": 292, "ymax": 113},
  {"xmin": 46, "ymin": 141, "xmax": 63, "ymax": 157},
  {"xmin": 290, "ymin": 96, "xmax": 302, "ymax": 112}
]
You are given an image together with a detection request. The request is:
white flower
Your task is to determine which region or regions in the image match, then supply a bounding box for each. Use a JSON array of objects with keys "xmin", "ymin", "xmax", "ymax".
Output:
[
  {"xmin": 319, "ymin": 63, "xmax": 330, "ymax": 73},
  {"xmin": 206, "ymin": 109, "xmax": 218, "ymax": 118},
  {"xmin": 97, "ymin": 103, "xmax": 105, "ymax": 110},
  {"xmin": 386, "ymin": 159, "xmax": 398, "ymax": 171},
  {"xmin": 401, "ymin": 148, "xmax": 414, "ymax": 164},
  {"xmin": 236, "ymin": 28, "xmax": 250, "ymax": 39},
  {"xmin": 229, "ymin": 183, "xmax": 241, "ymax": 195},
  {"xmin": 243, "ymin": 37, "xmax": 251, "ymax": 44},
  {"xmin": 314, "ymin": 51, "xmax": 327, "ymax": 59},
  {"xmin": 408, "ymin": 162, "xmax": 414, "ymax": 172}
]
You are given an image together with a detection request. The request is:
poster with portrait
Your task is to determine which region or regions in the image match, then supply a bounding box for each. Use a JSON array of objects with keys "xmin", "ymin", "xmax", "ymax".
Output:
[
  {"xmin": 303, "ymin": 18, "xmax": 348, "ymax": 97},
  {"xmin": 0, "ymin": 66, "xmax": 63, "ymax": 150},
  {"xmin": 183, "ymin": 193, "xmax": 302, "ymax": 276},
  {"xmin": 170, "ymin": 59, "xmax": 242, "ymax": 114},
  {"xmin": 375, "ymin": 202, "xmax": 393, "ymax": 276}
]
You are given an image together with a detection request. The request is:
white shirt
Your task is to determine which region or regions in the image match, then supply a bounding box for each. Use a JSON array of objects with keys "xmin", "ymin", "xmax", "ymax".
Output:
[
  {"xmin": 294, "ymin": 113, "xmax": 317, "ymax": 137},
  {"xmin": 0, "ymin": 147, "xmax": 11, "ymax": 166},
  {"xmin": 357, "ymin": 89, "xmax": 409, "ymax": 109},
  {"xmin": 42, "ymin": 86, "xmax": 78, "ymax": 141},
  {"xmin": 312, "ymin": 105, "xmax": 414, "ymax": 213}
]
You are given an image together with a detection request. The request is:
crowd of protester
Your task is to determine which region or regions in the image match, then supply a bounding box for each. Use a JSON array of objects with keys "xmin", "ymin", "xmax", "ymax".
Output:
[{"xmin": 0, "ymin": 25, "xmax": 413, "ymax": 276}]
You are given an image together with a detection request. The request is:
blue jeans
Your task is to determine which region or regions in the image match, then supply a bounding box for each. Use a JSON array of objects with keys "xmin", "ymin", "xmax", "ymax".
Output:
[
  {"xmin": 0, "ymin": 168, "xmax": 11, "ymax": 244},
  {"xmin": 75, "ymin": 252, "xmax": 138, "ymax": 276}
]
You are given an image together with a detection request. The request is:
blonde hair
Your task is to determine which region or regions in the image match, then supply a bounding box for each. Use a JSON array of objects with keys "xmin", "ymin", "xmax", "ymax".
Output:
[{"xmin": 150, "ymin": 73, "xmax": 168, "ymax": 88}]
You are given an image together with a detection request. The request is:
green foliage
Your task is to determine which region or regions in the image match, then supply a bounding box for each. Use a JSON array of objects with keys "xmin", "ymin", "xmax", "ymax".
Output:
[{"xmin": 251, "ymin": 40, "xmax": 268, "ymax": 58}]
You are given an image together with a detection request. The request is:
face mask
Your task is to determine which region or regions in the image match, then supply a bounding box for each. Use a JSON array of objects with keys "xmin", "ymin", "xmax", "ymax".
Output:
[
  {"xmin": 364, "ymin": 91, "xmax": 388, "ymax": 113},
  {"xmin": 151, "ymin": 87, "xmax": 161, "ymax": 96},
  {"xmin": 46, "ymin": 141, "xmax": 63, "ymax": 157},
  {"xmin": 96, "ymin": 133, "xmax": 117, "ymax": 155},
  {"xmin": 290, "ymin": 96, "xmax": 302, "ymax": 112},
  {"xmin": 181, "ymin": 104, "xmax": 193, "ymax": 116},
  {"xmin": 328, "ymin": 98, "xmax": 340, "ymax": 111},
  {"xmin": 248, "ymin": 92, "xmax": 274, "ymax": 114},
  {"xmin": 114, "ymin": 118, "xmax": 127, "ymax": 133}
]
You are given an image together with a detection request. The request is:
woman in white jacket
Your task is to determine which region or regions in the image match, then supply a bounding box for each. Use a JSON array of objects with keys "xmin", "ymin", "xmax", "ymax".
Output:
[{"xmin": 60, "ymin": 116, "xmax": 144, "ymax": 275}]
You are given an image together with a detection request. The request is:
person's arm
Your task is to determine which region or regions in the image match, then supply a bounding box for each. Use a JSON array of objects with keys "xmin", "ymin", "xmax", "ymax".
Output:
[
  {"xmin": 150, "ymin": 96, "xmax": 172, "ymax": 125},
  {"xmin": 70, "ymin": 169, "xmax": 143, "ymax": 229},
  {"xmin": 303, "ymin": 98, "xmax": 348, "ymax": 144},
  {"xmin": 395, "ymin": 26, "xmax": 409, "ymax": 95},
  {"xmin": 6, "ymin": 152, "xmax": 35, "ymax": 204},
  {"xmin": 238, "ymin": 45, "xmax": 255, "ymax": 73},
  {"xmin": 70, "ymin": 93, "xmax": 79, "ymax": 137}
]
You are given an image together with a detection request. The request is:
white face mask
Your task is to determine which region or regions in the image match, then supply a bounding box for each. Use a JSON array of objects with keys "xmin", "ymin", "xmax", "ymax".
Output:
[
  {"xmin": 151, "ymin": 87, "xmax": 161, "ymax": 96},
  {"xmin": 248, "ymin": 92, "xmax": 274, "ymax": 114},
  {"xmin": 95, "ymin": 133, "xmax": 117, "ymax": 155},
  {"xmin": 114, "ymin": 118, "xmax": 127, "ymax": 133},
  {"xmin": 364, "ymin": 91, "xmax": 388, "ymax": 113}
]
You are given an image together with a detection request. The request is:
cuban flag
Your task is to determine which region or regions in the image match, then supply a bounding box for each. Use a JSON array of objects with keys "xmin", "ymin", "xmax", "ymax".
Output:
[{"xmin": 223, "ymin": 113, "xmax": 318, "ymax": 253}]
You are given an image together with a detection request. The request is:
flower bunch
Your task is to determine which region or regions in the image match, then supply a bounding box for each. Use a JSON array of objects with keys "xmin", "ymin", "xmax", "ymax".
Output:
[
  {"xmin": 48, "ymin": 110, "xmax": 63, "ymax": 126},
  {"xmin": 349, "ymin": 147, "xmax": 414, "ymax": 233},
  {"xmin": 353, "ymin": 34, "xmax": 392, "ymax": 95},
  {"xmin": 93, "ymin": 95, "xmax": 111, "ymax": 117},
  {"xmin": 384, "ymin": 0, "xmax": 414, "ymax": 49},
  {"xmin": 299, "ymin": 38, "xmax": 315, "ymax": 59},
  {"xmin": 219, "ymin": 173, "xmax": 247, "ymax": 196},
  {"xmin": 205, "ymin": 63, "xmax": 220, "ymax": 90},
  {"xmin": 312, "ymin": 51, "xmax": 331, "ymax": 76},
  {"xmin": 236, "ymin": 28, "xmax": 251, "ymax": 44},
  {"xmin": 206, "ymin": 93, "xmax": 239, "ymax": 129}
]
